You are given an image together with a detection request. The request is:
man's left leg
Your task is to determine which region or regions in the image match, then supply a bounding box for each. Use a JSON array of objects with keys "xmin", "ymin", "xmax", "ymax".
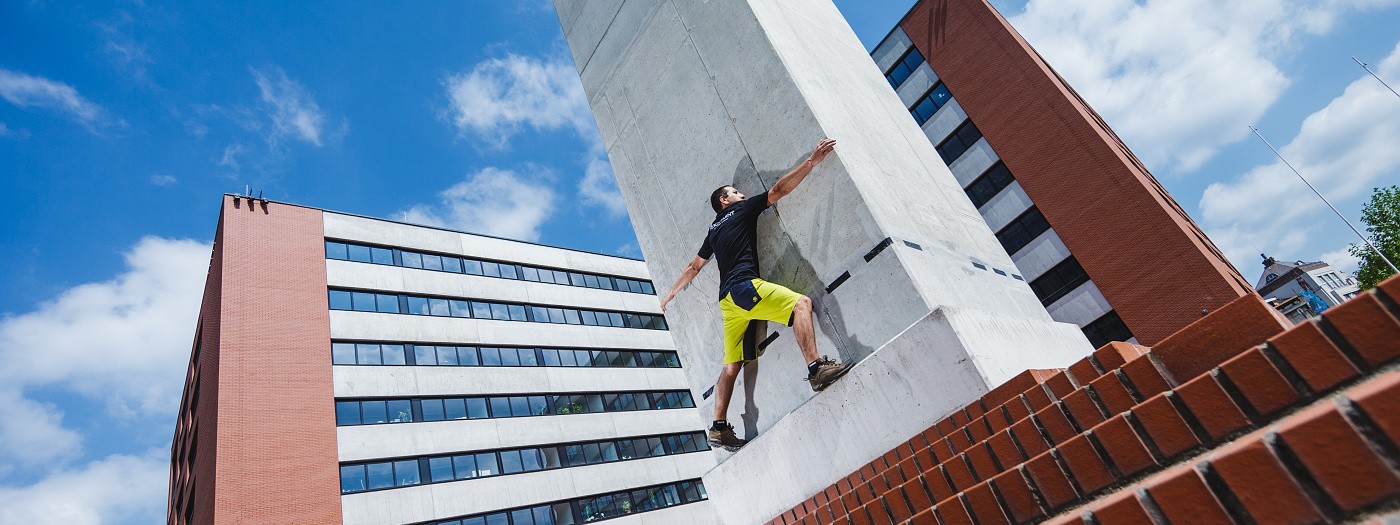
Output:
[
  {"xmin": 708, "ymin": 303, "xmax": 753, "ymax": 450},
  {"xmin": 749, "ymin": 279, "xmax": 849, "ymax": 391}
]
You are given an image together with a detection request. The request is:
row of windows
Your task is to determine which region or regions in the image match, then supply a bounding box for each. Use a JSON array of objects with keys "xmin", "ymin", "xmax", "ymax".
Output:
[
  {"xmin": 1082, "ymin": 310, "xmax": 1134, "ymax": 349},
  {"xmin": 340, "ymin": 431, "xmax": 708, "ymax": 494},
  {"xmin": 327, "ymin": 289, "xmax": 668, "ymax": 330},
  {"xmin": 936, "ymin": 120, "xmax": 984, "ymax": 165},
  {"xmin": 333, "ymin": 342, "xmax": 681, "ymax": 369},
  {"xmin": 884, "ymin": 46, "xmax": 925, "ymax": 89},
  {"xmin": 1029, "ymin": 256, "xmax": 1091, "ymax": 307},
  {"xmin": 326, "ymin": 240, "xmax": 656, "ymax": 295},
  {"xmin": 334, "ymin": 390, "xmax": 696, "ymax": 427},
  {"xmin": 995, "ymin": 206, "xmax": 1052, "ymax": 256},
  {"xmin": 416, "ymin": 479, "xmax": 708, "ymax": 525},
  {"xmin": 964, "ymin": 162, "xmax": 1016, "ymax": 209},
  {"xmin": 910, "ymin": 83, "xmax": 953, "ymax": 125}
]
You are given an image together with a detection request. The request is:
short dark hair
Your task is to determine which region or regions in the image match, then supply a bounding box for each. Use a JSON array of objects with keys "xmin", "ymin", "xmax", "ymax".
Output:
[{"xmin": 710, "ymin": 186, "xmax": 734, "ymax": 213}]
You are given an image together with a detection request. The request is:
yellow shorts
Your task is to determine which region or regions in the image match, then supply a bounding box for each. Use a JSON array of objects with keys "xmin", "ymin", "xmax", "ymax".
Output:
[{"xmin": 719, "ymin": 278, "xmax": 803, "ymax": 364}]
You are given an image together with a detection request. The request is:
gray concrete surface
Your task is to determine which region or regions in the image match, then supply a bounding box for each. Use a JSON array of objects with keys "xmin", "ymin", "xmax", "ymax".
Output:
[{"xmin": 556, "ymin": 0, "xmax": 1094, "ymax": 520}]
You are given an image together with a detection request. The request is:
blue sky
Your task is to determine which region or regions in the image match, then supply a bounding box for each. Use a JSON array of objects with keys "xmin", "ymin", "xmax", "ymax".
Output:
[{"xmin": 1, "ymin": 1, "xmax": 1398, "ymax": 523}]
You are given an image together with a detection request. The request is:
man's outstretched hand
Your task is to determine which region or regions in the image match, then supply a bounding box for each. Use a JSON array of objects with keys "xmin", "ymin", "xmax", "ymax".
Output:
[{"xmin": 809, "ymin": 138, "xmax": 836, "ymax": 165}]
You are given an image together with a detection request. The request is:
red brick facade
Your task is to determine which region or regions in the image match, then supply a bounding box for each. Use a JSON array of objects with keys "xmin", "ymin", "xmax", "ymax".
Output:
[
  {"xmin": 764, "ymin": 273, "xmax": 1400, "ymax": 524},
  {"xmin": 899, "ymin": 0, "xmax": 1254, "ymax": 345},
  {"xmin": 167, "ymin": 196, "xmax": 341, "ymax": 524}
]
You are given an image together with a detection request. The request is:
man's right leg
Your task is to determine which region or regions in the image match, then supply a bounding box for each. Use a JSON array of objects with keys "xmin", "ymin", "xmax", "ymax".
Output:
[
  {"xmin": 712, "ymin": 362, "xmax": 743, "ymax": 422},
  {"xmin": 709, "ymin": 307, "xmax": 752, "ymax": 450}
]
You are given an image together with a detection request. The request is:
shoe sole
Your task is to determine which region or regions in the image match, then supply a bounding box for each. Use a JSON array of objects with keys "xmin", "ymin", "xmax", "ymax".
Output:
[
  {"xmin": 810, "ymin": 362, "xmax": 855, "ymax": 392},
  {"xmin": 708, "ymin": 440, "xmax": 745, "ymax": 452}
]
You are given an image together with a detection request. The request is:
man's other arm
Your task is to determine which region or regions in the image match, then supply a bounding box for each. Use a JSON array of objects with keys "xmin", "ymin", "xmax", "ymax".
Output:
[
  {"xmin": 659, "ymin": 256, "xmax": 708, "ymax": 314},
  {"xmin": 767, "ymin": 138, "xmax": 836, "ymax": 206}
]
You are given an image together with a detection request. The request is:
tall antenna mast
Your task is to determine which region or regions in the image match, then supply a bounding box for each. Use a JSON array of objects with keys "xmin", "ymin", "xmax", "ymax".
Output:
[{"xmin": 1354, "ymin": 56, "xmax": 1400, "ymax": 101}]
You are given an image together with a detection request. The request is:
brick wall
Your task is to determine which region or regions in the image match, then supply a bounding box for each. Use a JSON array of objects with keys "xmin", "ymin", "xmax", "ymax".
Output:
[
  {"xmin": 898, "ymin": 0, "xmax": 1254, "ymax": 345},
  {"xmin": 167, "ymin": 196, "xmax": 342, "ymax": 524},
  {"xmin": 765, "ymin": 273, "xmax": 1400, "ymax": 524}
]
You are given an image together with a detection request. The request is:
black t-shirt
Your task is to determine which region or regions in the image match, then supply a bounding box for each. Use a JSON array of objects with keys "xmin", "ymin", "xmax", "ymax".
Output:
[{"xmin": 697, "ymin": 191, "xmax": 770, "ymax": 299}]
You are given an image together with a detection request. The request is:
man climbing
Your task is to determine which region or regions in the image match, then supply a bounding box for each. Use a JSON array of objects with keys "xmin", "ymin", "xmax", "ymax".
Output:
[{"xmin": 658, "ymin": 138, "xmax": 849, "ymax": 451}]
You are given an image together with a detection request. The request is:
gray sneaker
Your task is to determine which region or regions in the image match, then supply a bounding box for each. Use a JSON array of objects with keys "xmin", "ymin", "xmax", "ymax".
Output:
[
  {"xmin": 707, "ymin": 422, "xmax": 748, "ymax": 451},
  {"xmin": 807, "ymin": 356, "xmax": 851, "ymax": 391}
]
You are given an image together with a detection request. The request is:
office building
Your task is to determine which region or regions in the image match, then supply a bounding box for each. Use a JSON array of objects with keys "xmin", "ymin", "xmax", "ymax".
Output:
[
  {"xmin": 1257, "ymin": 254, "xmax": 1362, "ymax": 312},
  {"xmin": 870, "ymin": 0, "xmax": 1256, "ymax": 347},
  {"xmin": 167, "ymin": 196, "xmax": 716, "ymax": 525}
]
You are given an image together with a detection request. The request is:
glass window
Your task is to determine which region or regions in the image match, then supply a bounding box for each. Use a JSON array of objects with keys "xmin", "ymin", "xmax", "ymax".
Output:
[
  {"xmin": 453, "ymin": 454, "xmax": 476, "ymax": 480},
  {"xmin": 475, "ymin": 453, "xmax": 498, "ymax": 477},
  {"xmin": 508, "ymin": 305, "xmax": 528, "ymax": 321},
  {"xmin": 366, "ymin": 462, "xmax": 394, "ymax": 490},
  {"xmin": 510, "ymin": 509, "xmax": 535, "ymax": 525},
  {"xmin": 329, "ymin": 290, "xmax": 353, "ymax": 310},
  {"xmin": 531, "ymin": 306, "xmax": 549, "ymax": 323},
  {"xmin": 519, "ymin": 348, "xmax": 539, "ymax": 366},
  {"xmin": 565, "ymin": 273, "xmax": 582, "ymax": 287},
  {"xmin": 422, "ymin": 398, "xmax": 445, "ymax": 421},
  {"xmin": 335, "ymin": 401, "xmax": 361, "ymax": 425},
  {"xmin": 462, "ymin": 259, "xmax": 483, "ymax": 275},
  {"xmin": 441, "ymin": 256, "xmax": 462, "ymax": 273},
  {"xmin": 529, "ymin": 396, "xmax": 548, "ymax": 416},
  {"xmin": 618, "ymin": 439, "xmax": 636, "ymax": 460},
  {"xmin": 660, "ymin": 353, "xmax": 680, "ymax": 368},
  {"xmin": 450, "ymin": 300, "xmax": 472, "ymax": 318},
  {"xmin": 370, "ymin": 247, "xmax": 394, "ymax": 265},
  {"xmin": 584, "ymin": 274, "xmax": 599, "ymax": 288},
  {"xmin": 481, "ymin": 261, "xmax": 500, "ymax": 277},
  {"xmin": 347, "ymin": 244, "xmax": 372, "ymax": 263},
  {"xmin": 484, "ymin": 513, "xmax": 508, "ymax": 525},
  {"xmin": 428, "ymin": 298, "xmax": 450, "ymax": 316},
  {"xmin": 578, "ymin": 350, "xmax": 595, "ymax": 367},
  {"xmin": 500, "ymin": 348, "xmax": 520, "ymax": 366},
  {"xmin": 332, "ymin": 343, "xmax": 356, "ymax": 365},
  {"xmin": 541, "ymin": 349, "xmax": 560, "ymax": 367},
  {"xmin": 542, "ymin": 447, "xmax": 564, "ymax": 469},
  {"xmin": 340, "ymin": 464, "xmax": 366, "ymax": 493},
  {"xmin": 550, "ymin": 502, "xmax": 575, "ymax": 525},
  {"xmin": 401, "ymin": 251, "xmax": 423, "ymax": 269},
  {"xmin": 584, "ymin": 394, "xmax": 605, "ymax": 413},
  {"xmin": 510, "ymin": 396, "xmax": 529, "ymax": 416},
  {"xmin": 563, "ymin": 309, "xmax": 582, "ymax": 325},
  {"xmin": 428, "ymin": 457, "xmax": 455, "ymax": 482},
  {"xmin": 414, "ymin": 346, "xmax": 437, "ymax": 366},
  {"xmin": 387, "ymin": 400, "xmax": 413, "ymax": 423},
  {"xmin": 633, "ymin": 394, "xmax": 652, "ymax": 411},
  {"xmin": 678, "ymin": 392, "xmax": 695, "ymax": 408},
  {"xmin": 608, "ymin": 313, "xmax": 624, "ymax": 327},
  {"xmin": 486, "ymin": 303, "xmax": 508, "ymax": 321},
  {"xmin": 357, "ymin": 344, "xmax": 382, "ymax": 365},
  {"xmin": 599, "ymin": 277, "xmax": 616, "ymax": 291},
  {"xmin": 600, "ymin": 442, "xmax": 619, "ymax": 462},
  {"xmin": 466, "ymin": 398, "xmax": 488, "ymax": 419},
  {"xmin": 499, "ymin": 265, "xmax": 518, "ymax": 280},
  {"xmin": 640, "ymin": 282, "xmax": 654, "ymax": 295},
  {"xmin": 377, "ymin": 294, "xmax": 401, "ymax": 313},
  {"xmin": 436, "ymin": 346, "xmax": 459, "ymax": 366},
  {"xmin": 472, "ymin": 302, "xmax": 493, "ymax": 320},
  {"xmin": 326, "ymin": 241, "xmax": 349, "ymax": 260},
  {"xmin": 558, "ymin": 349, "xmax": 577, "ymax": 367},
  {"xmin": 393, "ymin": 460, "xmax": 421, "ymax": 487},
  {"xmin": 422, "ymin": 254, "xmax": 443, "ymax": 271},
  {"xmin": 351, "ymin": 292, "xmax": 377, "ymax": 312},
  {"xmin": 521, "ymin": 448, "xmax": 544, "ymax": 471},
  {"xmin": 458, "ymin": 346, "xmax": 479, "ymax": 366},
  {"xmin": 521, "ymin": 266, "xmax": 539, "ymax": 281},
  {"xmin": 407, "ymin": 297, "xmax": 430, "ymax": 315},
  {"xmin": 480, "ymin": 347, "xmax": 501, "ymax": 366},
  {"xmin": 444, "ymin": 398, "xmax": 468, "ymax": 420},
  {"xmin": 564, "ymin": 445, "xmax": 585, "ymax": 467},
  {"xmin": 580, "ymin": 310, "xmax": 597, "ymax": 326},
  {"xmin": 381, "ymin": 345, "xmax": 406, "ymax": 365},
  {"xmin": 490, "ymin": 397, "xmax": 512, "ymax": 417},
  {"xmin": 623, "ymin": 314, "xmax": 641, "ymax": 329},
  {"xmin": 361, "ymin": 401, "xmax": 388, "ymax": 424},
  {"xmin": 499, "ymin": 449, "xmax": 523, "ymax": 474},
  {"xmin": 646, "ymin": 437, "xmax": 665, "ymax": 457},
  {"xmin": 547, "ymin": 308, "xmax": 566, "ymax": 324},
  {"xmin": 534, "ymin": 507, "xmax": 553, "ymax": 525}
]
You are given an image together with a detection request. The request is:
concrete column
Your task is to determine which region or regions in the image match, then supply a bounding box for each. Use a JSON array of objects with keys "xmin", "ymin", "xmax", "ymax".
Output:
[{"xmin": 556, "ymin": 1, "xmax": 1093, "ymax": 520}]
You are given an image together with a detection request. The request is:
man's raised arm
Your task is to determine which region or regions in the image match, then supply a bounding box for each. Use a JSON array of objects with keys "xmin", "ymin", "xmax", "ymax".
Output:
[
  {"xmin": 767, "ymin": 138, "xmax": 836, "ymax": 206},
  {"xmin": 660, "ymin": 256, "xmax": 708, "ymax": 314}
]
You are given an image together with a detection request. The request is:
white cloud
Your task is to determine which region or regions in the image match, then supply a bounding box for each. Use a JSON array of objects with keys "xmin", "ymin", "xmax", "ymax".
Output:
[
  {"xmin": 251, "ymin": 66, "xmax": 329, "ymax": 147},
  {"xmin": 219, "ymin": 143, "xmax": 245, "ymax": 172},
  {"xmin": 0, "ymin": 389, "xmax": 81, "ymax": 469},
  {"xmin": 1004, "ymin": 0, "xmax": 1400, "ymax": 173},
  {"xmin": 0, "ymin": 68, "xmax": 111, "ymax": 130},
  {"xmin": 1319, "ymin": 246, "xmax": 1362, "ymax": 274},
  {"xmin": 443, "ymin": 53, "xmax": 591, "ymax": 146},
  {"xmin": 149, "ymin": 174, "xmax": 176, "ymax": 187},
  {"xmin": 397, "ymin": 167, "xmax": 558, "ymax": 242},
  {"xmin": 0, "ymin": 122, "xmax": 28, "ymax": 140},
  {"xmin": 0, "ymin": 452, "xmax": 167, "ymax": 525},
  {"xmin": 1199, "ymin": 40, "xmax": 1400, "ymax": 271},
  {"xmin": 579, "ymin": 146, "xmax": 627, "ymax": 217},
  {"xmin": 0, "ymin": 237, "xmax": 209, "ymax": 472}
]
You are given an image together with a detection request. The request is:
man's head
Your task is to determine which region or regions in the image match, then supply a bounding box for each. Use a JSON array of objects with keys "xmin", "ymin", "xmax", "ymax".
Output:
[{"xmin": 710, "ymin": 185, "xmax": 745, "ymax": 213}]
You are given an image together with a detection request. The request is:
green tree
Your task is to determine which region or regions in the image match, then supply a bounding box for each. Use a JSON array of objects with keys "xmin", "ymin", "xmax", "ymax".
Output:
[{"xmin": 1349, "ymin": 185, "xmax": 1400, "ymax": 290}]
